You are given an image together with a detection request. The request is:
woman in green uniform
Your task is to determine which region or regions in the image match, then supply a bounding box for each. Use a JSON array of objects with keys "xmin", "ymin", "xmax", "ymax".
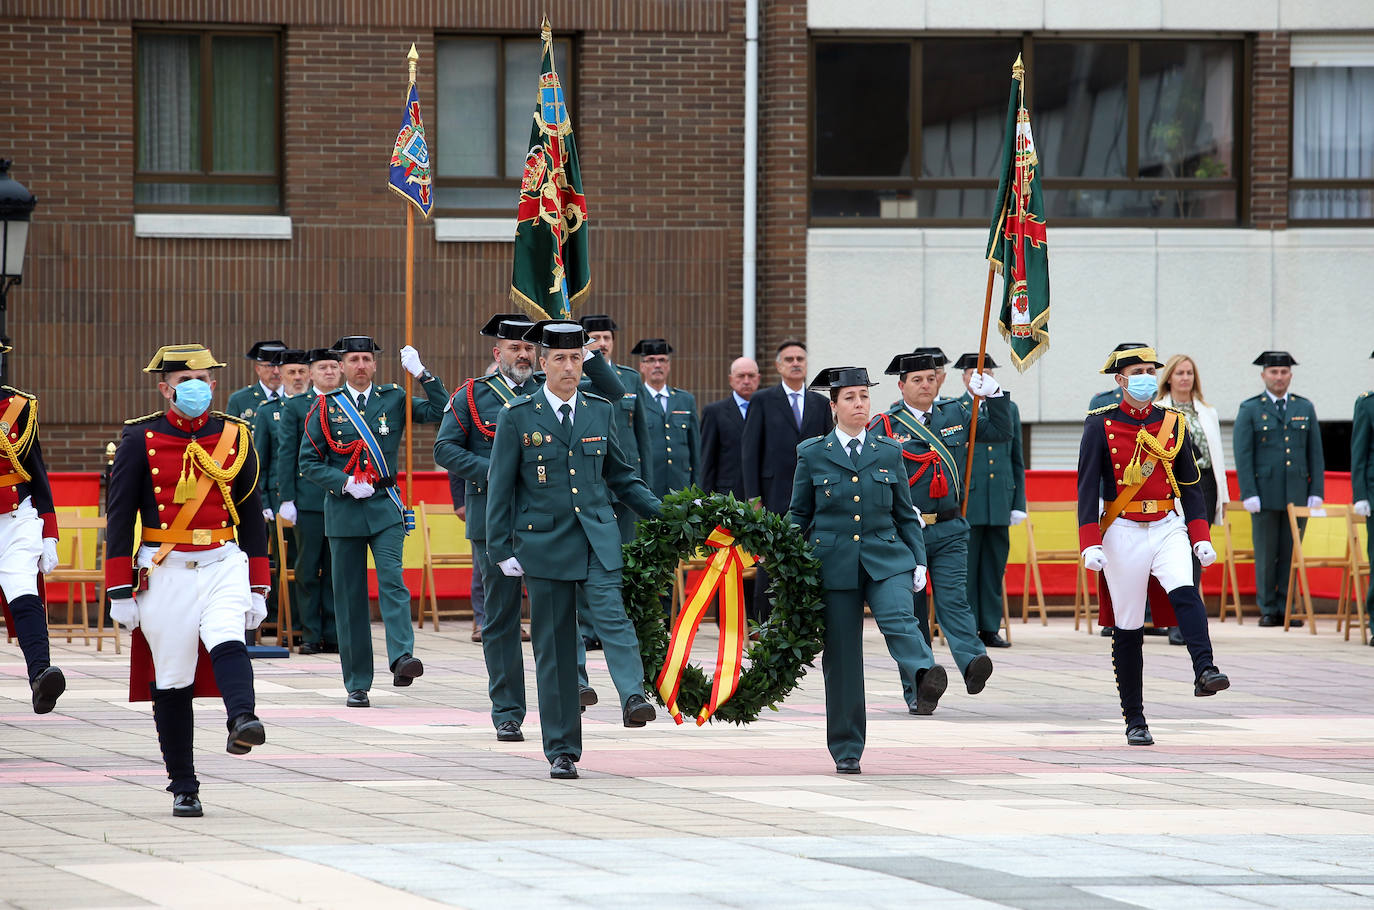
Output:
[{"xmin": 788, "ymin": 366, "xmax": 945, "ymax": 774}]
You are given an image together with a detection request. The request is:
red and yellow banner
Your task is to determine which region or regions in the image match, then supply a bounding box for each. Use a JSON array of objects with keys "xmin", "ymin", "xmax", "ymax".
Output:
[{"xmin": 655, "ymin": 526, "xmax": 755, "ymax": 725}]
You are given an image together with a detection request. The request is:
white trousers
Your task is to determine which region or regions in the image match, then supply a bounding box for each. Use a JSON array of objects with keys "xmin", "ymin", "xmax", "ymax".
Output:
[
  {"xmin": 0, "ymin": 497, "xmax": 42, "ymax": 600},
  {"xmin": 1100, "ymin": 511, "xmax": 1193, "ymax": 631},
  {"xmin": 136, "ymin": 542, "xmax": 250, "ymax": 689}
]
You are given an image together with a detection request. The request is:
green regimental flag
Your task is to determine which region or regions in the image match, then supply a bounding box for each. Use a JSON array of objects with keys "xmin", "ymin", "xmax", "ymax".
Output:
[
  {"xmin": 986, "ymin": 55, "xmax": 1050, "ymax": 372},
  {"xmin": 510, "ymin": 18, "xmax": 589, "ymax": 321}
]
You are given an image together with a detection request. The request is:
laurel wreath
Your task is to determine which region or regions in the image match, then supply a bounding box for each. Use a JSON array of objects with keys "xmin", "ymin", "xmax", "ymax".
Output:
[{"xmin": 622, "ymin": 489, "xmax": 827, "ymax": 724}]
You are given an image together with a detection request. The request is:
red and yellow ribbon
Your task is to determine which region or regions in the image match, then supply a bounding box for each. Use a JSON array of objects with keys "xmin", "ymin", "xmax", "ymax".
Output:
[{"xmin": 655, "ymin": 526, "xmax": 755, "ymax": 726}]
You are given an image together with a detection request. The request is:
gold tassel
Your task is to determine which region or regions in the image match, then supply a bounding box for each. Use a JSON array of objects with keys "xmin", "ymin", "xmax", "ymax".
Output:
[
  {"xmin": 1122, "ymin": 437, "xmax": 1146, "ymax": 486},
  {"xmin": 173, "ymin": 450, "xmax": 196, "ymax": 504}
]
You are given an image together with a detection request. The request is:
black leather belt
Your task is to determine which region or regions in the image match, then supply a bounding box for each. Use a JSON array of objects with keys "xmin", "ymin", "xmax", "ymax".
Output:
[{"xmin": 921, "ymin": 508, "xmax": 961, "ymax": 524}]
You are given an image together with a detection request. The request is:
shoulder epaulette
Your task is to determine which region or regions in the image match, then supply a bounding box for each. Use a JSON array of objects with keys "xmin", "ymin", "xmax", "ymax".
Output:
[
  {"xmin": 322, "ymin": 387, "xmax": 345, "ymax": 398},
  {"xmin": 376, "ymin": 383, "xmax": 400, "ymax": 393},
  {"xmin": 1086, "ymin": 404, "xmax": 1117, "ymax": 416},
  {"xmin": 581, "ymin": 390, "xmax": 610, "ymax": 404},
  {"xmin": 0, "ymin": 385, "xmax": 35, "ymax": 401},
  {"xmin": 504, "ymin": 394, "xmax": 534, "ymax": 410},
  {"xmin": 214, "ymin": 410, "xmax": 251, "ymax": 428},
  {"xmin": 1360, "ymin": 390, "xmax": 1372, "ymax": 400},
  {"xmin": 874, "ymin": 434, "xmax": 901, "ymax": 447},
  {"xmin": 797, "ymin": 436, "xmax": 823, "ymax": 453},
  {"xmin": 1290, "ymin": 393, "xmax": 1309, "ymax": 402},
  {"xmin": 124, "ymin": 411, "xmax": 162, "ymax": 425}
]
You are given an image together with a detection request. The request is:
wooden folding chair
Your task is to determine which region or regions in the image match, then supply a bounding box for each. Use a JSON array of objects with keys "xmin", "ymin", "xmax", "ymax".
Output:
[
  {"xmin": 43, "ymin": 513, "xmax": 120, "ymax": 652},
  {"xmin": 414, "ymin": 501, "xmax": 474, "ymax": 631},
  {"xmin": 1020, "ymin": 501, "xmax": 1094, "ymax": 632},
  {"xmin": 1283, "ymin": 503, "xmax": 1353, "ymax": 634},
  {"xmin": 259, "ymin": 516, "xmax": 297, "ymax": 651},
  {"xmin": 1217, "ymin": 501, "xmax": 1252, "ymax": 623},
  {"xmin": 1343, "ymin": 511, "xmax": 1369, "ymax": 644}
]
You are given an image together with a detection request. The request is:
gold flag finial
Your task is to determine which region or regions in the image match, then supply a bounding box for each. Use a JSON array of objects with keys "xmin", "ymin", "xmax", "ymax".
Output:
[
  {"xmin": 407, "ymin": 43, "xmax": 419, "ymax": 83},
  {"xmin": 1012, "ymin": 53, "xmax": 1024, "ymax": 82},
  {"xmin": 541, "ymin": 15, "xmax": 552, "ymax": 43}
]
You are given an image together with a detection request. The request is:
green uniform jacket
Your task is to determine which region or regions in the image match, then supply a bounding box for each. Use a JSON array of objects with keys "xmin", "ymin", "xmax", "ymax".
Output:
[
  {"xmin": 298, "ymin": 374, "xmax": 449, "ymax": 536},
  {"xmin": 276, "ymin": 391, "xmax": 327, "ymax": 513},
  {"xmin": 1089, "ymin": 388, "xmax": 1124, "ymax": 410},
  {"xmin": 227, "ymin": 382, "xmax": 275, "ymax": 423},
  {"xmin": 434, "ymin": 353, "xmax": 629, "ymax": 542},
  {"xmin": 1354, "ymin": 391, "xmax": 1374, "ymax": 505},
  {"xmin": 581, "ymin": 362, "xmax": 655, "ymax": 493},
  {"xmin": 869, "ymin": 395, "xmax": 1012, "ymax": 515},
  {"xmin": 959, "ymin": 392, "xmax": 1026, "ymax": 525},
  {"xmin": 643, "ymin": 386, "xmax": 700, "ymax": 497},
  {"xmin": 1233, "ymin": 392, "xmax": 1324, "ymax": 506},
  {"xmin": 788, "ymin": 431, "xmax": 927, "ymax": 590},
  {"xmin": 251, "ymin": 396, "xmax": 287, "ymax": 511},
  {"xmin": 485, "ymin": 389, "xmax": 660, "ymax": 580}
]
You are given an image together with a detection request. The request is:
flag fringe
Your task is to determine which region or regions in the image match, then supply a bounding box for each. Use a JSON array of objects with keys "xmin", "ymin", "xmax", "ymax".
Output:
[
  {"xmin": 387, "ymin": 182, "xmax": 432, "ymax": 220},
  {"xmin": 997, "ymin": 306, "xmax": 1050, "ymax": 373},
  {"xmin": 509, "ymin": 286, "xmax": 553, "ymax": 322}
]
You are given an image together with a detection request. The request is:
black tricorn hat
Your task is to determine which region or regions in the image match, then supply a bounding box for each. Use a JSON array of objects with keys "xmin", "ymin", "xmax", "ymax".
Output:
[
  {"xmin": 885, "ymin": 352, "xmax": 938, "ymax": 376},
  {"xmin": 273, "ymin": 348, "xmax": 310, "ymax": 365},
  {"xmin": 579, "ymin": 314, "xmax": 618, "ymax": 333},
  {"xmin": 245, "ymin": 340, "xmax": 287, "ymax": 362},
  {"xmin": 953, "ymin": 352, "xmax": 999, "ymax": 370},
  {"xmin": 523, "ymin": 320, "xmax": 590, "ymax": 349},
  {"xmin": 331, "ymin": 336, "xmax": 383, "ymax": 354},
  {"xmin": 631, "ymin": 338, "xmax": 673, "ymax": 357},
  {"xmin": 480, "ymin": 313, "xmax": 532, "ymax": 338},
  {"xmin": 809, "ymin": 366, "xmax": 878, "ymax": 391},
  {"xmin": 1101, "ymin": 345, "xmax": 1165, "ymax": 374},
  {"xmin": 1112, "ymin": 341, "xmax": 1149, "ymax": 352},
  {"xmin": 1253, "ymin": 351, "xmax": 1297, "ymax": 368},
  {"xmin": 913, "ymin": 346, "xmax": 948, "ymax": 367},
  {"xmin": 306, "ymin": 347, "xmax": 341, "ymax": 363}
]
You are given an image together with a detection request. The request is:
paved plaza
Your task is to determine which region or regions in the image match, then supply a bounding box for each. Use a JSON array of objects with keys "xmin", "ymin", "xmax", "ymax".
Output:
[{"xmin": 2, "ymin": 615, "xmax": 1373, "ymax": 910}]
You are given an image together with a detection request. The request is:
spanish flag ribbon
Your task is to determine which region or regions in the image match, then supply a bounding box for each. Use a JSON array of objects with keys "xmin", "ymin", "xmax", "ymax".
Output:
[{"xmin": 655, "ymin": 526, "xmax": 755, "ymax": 726}]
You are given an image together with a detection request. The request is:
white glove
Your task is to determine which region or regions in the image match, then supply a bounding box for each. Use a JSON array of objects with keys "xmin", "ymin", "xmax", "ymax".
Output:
[
  {"xmin": 40, "ymin": 538, "xmax": 59, "ymax": 574},
  {"xmin": 1355, "ymin": 500, "xmax": 1372, "ymax": 518},
  {"xmin": 246, "ymin": 592, "xmax": 267, "ymax": 630},
  {"xmin": 912, "ymin": 566, "xmax": 927, "ymax": 591},
  {"xmin": 915, "ymin": 508, "xmax": 927, "ymax": 528},
  {"xmin": 1082, "ymin": 545, "xmax": 1108, "ymax": 572},
  {"xmin": 966, "ymin": 371, "xmax": 1002, "ymax": 398},
  {"xmin": 1242, "ymin": 496, "xmax": 1261, "ymax": 514},
  {"xmin": 1009, "ymin": 510, "xmax": 1027, "ymax": 526},
  {"xmin": 1193, "ymin": 541, "xmax": 1217, "ymax": 568},
  {"xmin": 1306, "ymin": 495, "xmax": 1325, "ymax": 518},
  {"xmin": 498, "ymin": 556, "xmax": 524, "ymax": 577},
  {"xmin": 279, "ymin": 501, "xmax": 298, "ymax": 524},
  {"xmin": 343, "ymin": 478, "xmax": 375, "ymax": 499},
  {"xmin": 110, "ymin": 597, "xmax": 140, "ymax": 630},
  {"xmin": 262, "ymin": 508, "xmax": 274, "ymax": 521},
  {"xmin": 399, "ymin": 345, "xmax": 426, "ymax": 378}
]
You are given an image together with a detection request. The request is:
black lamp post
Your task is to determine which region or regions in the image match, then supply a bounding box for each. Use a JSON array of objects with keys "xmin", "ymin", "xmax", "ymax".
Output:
[{"xmin": 0, "ymin": 160, "xmax": 38, "ymax": 384}]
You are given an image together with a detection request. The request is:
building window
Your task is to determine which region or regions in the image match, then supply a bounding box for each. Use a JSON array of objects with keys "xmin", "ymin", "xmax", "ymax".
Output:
[
  {"xmin": 1290, "ymin": 53, "xmax": 1374, "ymax": 223},
  {"xmin": 811, "ymin": 36, "xmax": 1243, "ymax": 225},
  {"xmin": 134, "ymin": 28, "xmax": 281, "ymax": 212},
  {"xmin": 434, "ymin": 35, "xmax": 573, "ymax": 215}
]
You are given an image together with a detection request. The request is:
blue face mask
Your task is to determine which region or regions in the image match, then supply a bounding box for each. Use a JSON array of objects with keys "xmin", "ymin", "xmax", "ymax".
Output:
[
  {"xmin": 1124, "ymin": 374, "xmax": 1157, "ymax": 402},
  {"xmin": 172, "ymin": 378, "xmax": 213, "ymax": 418}
]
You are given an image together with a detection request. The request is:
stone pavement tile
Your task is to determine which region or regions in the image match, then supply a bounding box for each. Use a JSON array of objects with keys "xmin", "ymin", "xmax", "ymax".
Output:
[{"xmin": 1212, "ymin": 884, "xmax": 1374, "ymax": 908}]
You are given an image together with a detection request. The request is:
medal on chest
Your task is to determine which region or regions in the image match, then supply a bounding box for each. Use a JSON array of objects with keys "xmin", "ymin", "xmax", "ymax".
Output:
[
  {"xmin": 537, "ymin": 465, "xmax": 548, "ymax": 484},
  {"xmin": 377, "ymin": 413, "xmax": 390, "ymax": 436}
]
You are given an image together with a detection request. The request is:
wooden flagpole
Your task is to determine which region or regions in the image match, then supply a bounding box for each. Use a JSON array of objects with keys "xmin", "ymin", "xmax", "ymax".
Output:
[
  {"xmin": 961, "ymin": 266, "xmax": 996, "ymax": 517},
  {"xmin": 404, "ymin": 44, "xmax": 417, "ymax": 510}
]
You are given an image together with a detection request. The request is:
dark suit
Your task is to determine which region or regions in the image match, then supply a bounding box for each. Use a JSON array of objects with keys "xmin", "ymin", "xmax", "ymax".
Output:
[
  {"xmin": 741, "ymin": 383, "xmax": 833, "ymax": 513},
  {"xmin": 700, "ymin": 395, "xmax": 749, "ymax": 498}
]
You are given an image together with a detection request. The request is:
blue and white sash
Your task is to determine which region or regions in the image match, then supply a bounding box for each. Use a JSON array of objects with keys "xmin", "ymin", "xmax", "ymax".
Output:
[{"xmin": 333, "ymin": 392, "xmax": 407, "ymax": 524}]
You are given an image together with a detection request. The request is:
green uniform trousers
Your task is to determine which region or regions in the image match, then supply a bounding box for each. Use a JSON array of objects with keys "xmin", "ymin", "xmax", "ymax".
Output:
[
  {"xmin": 525, "ymin": 552, "xmax": 646, "ymax": 763},
  {"xmin": 575, "ymin": 503, "xmax": 638, "ymax": 684},
  {"xmin": 293, "ymin": 509, "xmax": 336, "ymax": 646},
  {"xmin": 1251, "ymin": 510, "xmax": 1305, "ymax": 619},
  {"xmin": 907, "ymin": 522, "xmax": 986, "ymax": 705},
  {"xmin": 328, "ymin": 524, "xmax": 414, "ymax": 693},
  {"xmin": 965, "ymin": 524, "xmax": 1010, "ymax": 634},
  {"xmin": 822, "ymin": 568, "xmax": 935, "ymax": 764}
]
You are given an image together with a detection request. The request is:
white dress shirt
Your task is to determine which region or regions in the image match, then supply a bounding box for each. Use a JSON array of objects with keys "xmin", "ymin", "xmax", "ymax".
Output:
[{"xmin": 543, "ymin": 384, "xmax": 576, "ymax": 424}]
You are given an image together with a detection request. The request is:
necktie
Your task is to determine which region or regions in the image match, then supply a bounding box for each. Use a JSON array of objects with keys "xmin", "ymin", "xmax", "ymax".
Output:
[
  {"xmin": 847, "ymin": 439, "xmax": 861, "ymax": 465},
  {"xmin": 356, "ymin": 392, "xmax": 366, "ymax": 411},
  {"xmin": 740, "ymin": 401, "xmax": 748, "ymax": 420},
  {"xmin": 658, "ymin": 393, "xmax": 669, "ymax": 414},
  {"xmin": 559, "ymin": 403, "xmax": 572, "ymax": 427},
  {"xmin": 921, "ymin": 411, "xmax": 931, "ymax": 426},
  {"xmin": 1276, "ymin": 398, "xmax": 1286, "ymax": 419},
  {"xmin": 269, "ymin": 390, "xmax": 278, "ymax": 401},
  {"xmin": 790, "ymin": 392, "xmax": 802, "ymax": 429}
]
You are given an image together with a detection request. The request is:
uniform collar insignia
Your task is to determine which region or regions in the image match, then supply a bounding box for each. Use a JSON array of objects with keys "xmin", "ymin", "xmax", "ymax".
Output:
[{"xmin": 167, "ymin": 408, "xmax": 211, "ymax": 433}]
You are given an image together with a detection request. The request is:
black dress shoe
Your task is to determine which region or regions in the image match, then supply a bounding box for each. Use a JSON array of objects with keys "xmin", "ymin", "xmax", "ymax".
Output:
[
  {"xmin": 835, "ymin": 758, "xmax": 861, "ymax": 775},
  {"xmin": 299, "ymin": 640, "xmax": 323, "ymax": 655},
  {"xmin": 579, "ymin": 685, "xmax": 599, "ymax": 707},
  {"xmin": 226, "ymin": 714, "xmax": 266, "ymax": 755},
  {"xmin": 1258, "ymin": 615, "xmax": 1282, "ymax": 627},
  {"xmin": 322, "ymin": 642, "xmax": 340, "ymax": 653},
  {"xmin": 346, "ymin": 690, "xmax": 370, "ymax": 708},
  {"xmin": 963, "ymin": 654, "xmax": 994, "ymax": 695},
  {"xmin": 582, "ymin": 636, "xmax": 603, "ymax": 651},
  {"xmin": 623, "ymin": 694, "xmax": 657, "ymax": 727},
  {"xmin": 550, "ymin": 755, "xmax": 579, "ymax": 779},
  {"xmin": 391, "ymin": 654, "xmax": 424, "ymax": 687},
  {"xmin": 496, "ymin": 721, "xmax": 524, "ymax": 742},
  {"xmin": 1288, "ymin": 618, "xmax": 1303, "ymax": 628},
  {"xmin": 910, "ymin": 665, "xmax": 948, "ymax": 716},
  {"xmin": 1126, "ymin": 724, "xmax": 1154, "ymax": 746},
  {"xmin": 1195, "ymin": 667, "xmax": 1230, "ymax": 697},
  {"xmin": 31, "ymin": 666, "xmax": 66, "ymax": 715},
  {"xmin": 978, "ymin": 631, "xmax": 1011, "ymax": 649},
  {"xmin": 172, "ymin": 792, "xmax": 203, "ymax": 817},
  {"xmin": 1168, "ymin": 627, "xmax": 1186, "ymax": 646},
  {"xmin": 1143, "ymin": 626, "xmax": 1169, "ymax": 636},
  {"xmin": 1100, "ymin": 626, "xmax": 1115, "ymax": 637}
]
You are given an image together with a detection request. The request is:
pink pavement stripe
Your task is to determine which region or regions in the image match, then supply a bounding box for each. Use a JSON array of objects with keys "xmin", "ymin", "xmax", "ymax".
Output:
[{"xmin": 256, "ymin": 707, "xmax": 492, "ymax": 725}]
